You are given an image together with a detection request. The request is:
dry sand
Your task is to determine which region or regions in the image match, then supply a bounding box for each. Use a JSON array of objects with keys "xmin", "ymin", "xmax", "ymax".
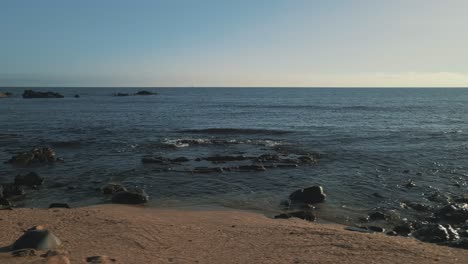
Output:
[{"xmin": 0, "ymin": 205, "xmax": 466, "ymax": 264}]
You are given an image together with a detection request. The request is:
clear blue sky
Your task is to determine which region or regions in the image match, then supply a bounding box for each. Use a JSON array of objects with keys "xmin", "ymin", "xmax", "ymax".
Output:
[{"xmin": 1, "ymin": 0, "xmax": 468, "ymax": 87}]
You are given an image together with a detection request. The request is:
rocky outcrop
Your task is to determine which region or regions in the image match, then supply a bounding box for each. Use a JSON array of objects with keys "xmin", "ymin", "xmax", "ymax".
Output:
[
  {"xmin": 111, "ymin": 188, "xmax": 149, "ymax": 204},
  {"xmin": 102, "ymin": 183, "xmax": 127, "ymax": 195},
  {"xmin": 6, "ymin": 147, "xmax": 60, "ymax": 165},
  {"xmin": 289, "ymin": 186, "xmax": 326, "ymax": 204},
  {"xmin": 22, "ymin": 90, "xmax": 64, "ymax": 98},
  {"xmin": 412, "ymin": 224, "xmax": 459, "ymax": 243},
  {"xmin": 435, "ymin": 203, "xmax": 468, "ymax": 224},
  {"xmin": 14, "ymin": 172, "xmax": 44, "ymax": 187},
  {"xmin": 135, "ymin": 90, "xmax": 157, "ymax": 96}
]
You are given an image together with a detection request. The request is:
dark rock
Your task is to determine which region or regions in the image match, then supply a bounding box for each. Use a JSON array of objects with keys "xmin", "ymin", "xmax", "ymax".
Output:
[
  {"xmin": 454, "ymin": 194, "xmax": 468, "ymax": 203},
  {"xmin": 237, "ymin": 165, "xmax": 266, "ymax": 171},
  {"xmin": 274, "ymin": 210, "xmax": 316, "ymax": 222},
  {"xmin": 114, "ymin": 93, "xmax": 129, "ymax": 96},
  {"xmin": 7, "ymin": 147, "xmax": 59, "ymax": 165},
  {"xmin": 12, "ymin": 229, "xmax": 61, "ymax": 250},
  {"xmin": 111, "ymin": 188, "xmax": 149, "ymax": 204},
  {"xmin": 298, "ymin": 155, "xmax": 316, "ymax": 163},
  {"xmin": 86, "ymin": 255, "xmax": 117, "ymax": 263},
  {"xmin": 458, "ymin": 229, "xmax": 468, "ymax": 238},
  {"xmin": 48, "ymin": 203, "xmax": 70, "ymax": 209},
  {"xmin": 344, "ymin": 226, "xmax": 372, "ymax": 233},
  {"xmin": 367, "ymin": 226, "xmax": 385, "ymax": 233},
  {"xmin": 289, "ymin": 186, "xmax": 326, "ymax": 204},
  {"xmin": 412, "ymin": 224, "xmax": 459, "ymax": 243},
  {"xmin": 405, "ymin": 179, "xmax": 416, "ymax": 188},
  {"xmin": 101, "ymin": 183, "xmax": 127, "ymax": 195},
  {"xmin": 400, "ymin": 201, "xmax": 431, "ymax": 212},
  {"xmin": 74, "ymin": 94, "xmax": 80, "ymax": 98},
  {"xmin": 141, "ymin": 156, "xmax": 171, "ymax": 164},
  {"xmin": 426, "ymin": 191, "xmax": 450, "ymax": 203},
  {"xmin": 368, "ymin": 211, "xmax": 387, "ymax": 221},
  {"xmin": 372, "ymin": 192, "xmax": 384, "ymax": 198},
  {"xmin": 192, "ymin": 167, "xmax": 224, "ymax": 173},
  {"xmin": 1, "ymin": 183, "xmax": 25, "ymax": 198},
  {"xmin": 14, "ymin": 172, "xmax": 44, "ymax": 187},
  {"xmin": 386, "ymin": 231, "xmax": 398, "ymax": 236},
  {"xmin": 204, "ymin": 155, "xmax": 249, "ymax": 163},
  {"xmin": 393, "ymin": 224, "xmax": 414, "ymax": 236},
  {"xmin": 171, "ymin": 157, "xmax": 190, "ymax": 162},
  {"xmin": 22, "ymin": 90, "xmax": 64, "ymax": 98},
  {"xmin": 11, "ymin": 249, "xmax": 36, "ymax": 257},
  {"xmin": 403, "ymin": 169, "xmax": 410, "ymax": 173},
  {"xmin": 276, "ymin": 164, "xmax": 298, "ymax": 168},
  {"xmin": 446, "ymin": 238, "xmax": 468, "ymax": 249},
  {"xmin": 435, "ymin": 203, "xmax": 468, "ymax": 224},
  {"xmin": 135, "ymin": 90, "xmax": 157, "ymax": 96},
  {"xmin": 0, "ymin": 197, "xmax": 12, "ymax": 210}
]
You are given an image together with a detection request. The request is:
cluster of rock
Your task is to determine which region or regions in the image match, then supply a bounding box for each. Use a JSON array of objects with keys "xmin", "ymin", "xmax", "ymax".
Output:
[
  {"xmin": 113, "ymin": 90, "xmax": 158, "ymax": 96},
  {"xmin": 0, "ymin": 172, "xmax": 45, "ymax": 209},
  {"xmin": 141, "ymin": 153, "xmax": 317, "ymax": 173},
  {"xmin": 9, "ymin": 225, "xmax": 115, "ymax": 263},
  {"xmin": 22, "ymin": 90, "xmax": 64, "ymax": 98},
  {"xmin": 274, "ymin": 185, "xmax": 326, "ymax": 222},
  {"xmin": 6, "ymin": 147, "xmax": 61, "ymax": 165},
  {"xmin": 101, "ymin": 183, "xmax": 149, "ymax": 204}
]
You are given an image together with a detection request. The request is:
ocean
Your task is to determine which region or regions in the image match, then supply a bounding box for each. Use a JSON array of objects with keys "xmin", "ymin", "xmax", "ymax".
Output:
[{"xmin": 1, "ymin": 88, "xmax": 467, "ymax": 225}]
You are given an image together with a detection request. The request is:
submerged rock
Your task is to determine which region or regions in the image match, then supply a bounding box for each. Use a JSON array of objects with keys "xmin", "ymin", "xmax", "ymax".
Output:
[
  {"xmin": 14, "ymin": 172, "xmax": 44, "ymax": 187},
  {"xmin": 101, "ymin": 183, "xmax": 127, "ymax": 195},
  {"xmin": 74, "ymin": 94, "xmax": 80, "ymax": 98},
  {"xmin": 12, "ymin": 228, "xmax": 61, "ymax": 250},
  {"xmin": 368, "ymin": 211, "xmax": 387, "ymax": 221},
  {"xmin": 22, "ymin": 90, "xmax": 64, "ymax": 98},
  {"xmin": 134, "ymin": 90, "xmax": 157, "ymax": 95},
  {"xmin": 7, "ymin": 147, "xmax": 59, "ymax": 165},
  {"xmin": 289, "ymin": 186, "xmax": 326, "ymax": 204},
  {"xmin": 113, "ymin": 93, "xmax": 129, "ymax": 96},
  {"xmin": 405, "ymin": 179, "xmax": 416, "ymax": 188},
  {"xmin": 274, "ymin": 210, "xmax": 316, "ymax": 222},
  {"xmin": 171, "ymin": 157, "xmax": 190, "ymax": 162},
  {"xmin": 111, "ymin": 188, "xmax": 149, "ymax": 204},
  {"xmin": 1, "ymin": 183, "xmax": 25, "ymax": 198},
  {"xmin": 141, "ymin": 156, "xmax": 171, "ymax": 164}
]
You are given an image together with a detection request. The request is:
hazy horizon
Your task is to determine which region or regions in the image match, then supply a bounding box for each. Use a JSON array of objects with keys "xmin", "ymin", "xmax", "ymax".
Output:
[{"xmin": 2, "ymin": 0, "xmax": 468, "ymax": 87}]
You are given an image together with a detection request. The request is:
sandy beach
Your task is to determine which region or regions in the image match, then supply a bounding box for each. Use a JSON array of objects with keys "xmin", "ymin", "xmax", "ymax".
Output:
[{"xmin": 0, "ymin": 205, "xmax": 466, "ymax": 264}]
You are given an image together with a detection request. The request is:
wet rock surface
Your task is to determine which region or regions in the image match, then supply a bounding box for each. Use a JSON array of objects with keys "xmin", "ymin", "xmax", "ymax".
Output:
[
  {"xmin": 101, "ymin": 183, "xmax": 127, "ymax": 195},
  {"xmin": 22, "ymin": 90, "xmax": 64, "ymax": 98},
  {"xmin": 6, "ymin": 147, "xmax": 60, "ymax": 165},
  {"xmin": 111, "ymin": 188, "xmax": 149, "ymax": 204},
  {"xmin": 289, "ymin": 186, "xmax": 326, "ymax": 204}
]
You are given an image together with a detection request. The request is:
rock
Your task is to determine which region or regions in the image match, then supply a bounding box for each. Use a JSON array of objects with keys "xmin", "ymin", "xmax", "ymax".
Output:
[
  {"xmin": 274, "ymin": 210, "xmax": 316, "ymax": 222},
  {"xmin": 192, "ymin": 167, "xmax": 224, "ymax": 173},
  {"xmin": 22, "ymin": 90, "xmax": 64, "ymax": 98},
  {"xmin": 74, "ymin": 94, "xmax": 80, "ymax": 98},
  {"xmin": 135, "ymin": 90, "xmax": 157, "ymax": 96},
  {"xmin": 111, "ymin": 188, "xmax": 149, "ymax": 204},
  {"xmin": 101, "ymin": 183, "xmax": 127, "ymax": 195},
  {"xmin": 276, "ymin": 164, "xmax": 298, "ymax": 168},
  {"xmin": 114, "ymin": 93, "xmax": 129, "ymax": 96},
  {"xmin": 141, "ymin": 156, "xmax": 171, "ymax": 164},
  {"xmin": 400, "ymin": 201, "xmax": 431, "ymax": 212},
  {"xmin": 372, "ymin": 192, "xmax": 385, "ymax": 198},
  {"xmin": 86, "ymin": 255, "xmax": 117, "ymax": 263},
  {"xmin": 289, "ymin": 186, "xmax": 326, "ymax": 204},
  {"xmin": 386, "ymin": 231, "xmax": 398, "ymax": 236},
  {"xmin": 7, "ymin": 147, "xmax": 59, "ymax": 165},
  {"xmin": 454, "ymin": 194, "xmax": 468, "ymax": 203},
  {"xmin": 14, "ymin": 172, "xmax": 44, "ymax": 187},
  {"xmin": 12, "ymin": 229, "xmax": 61, "ymax": 250},
  {"xmin": 393, "ymin": 223, "xmax": 414, "ymax": 236},
  {"xmin": 368, "ymin": 211, "xmax": 386, "ymax": 221},
  {"xmin": 256, "ymin": 154, "xmax": 280, "ymax": 162},
  {"xmin": 1, "ymin": 183, "xmax": 25, "ymax": 198},
  {"xmin": 41, "ymin": 249, "xmax": 70, "ymax": 258},
  {"xmin": 171, "ymin": 157, "xmax": 190, "ymax": 162},
  {"xmin": 48, "ymin": 203, "xmax": 70, "ymax": 209},
  {"xmin": 426, "ymin": 191, "xmax": 450, "ymax": 203},
  {"xmin": 344, "ymin": 226, "xmax": 373, "ymax": 233},
  {"xmin": 412, "ymin": 224, "xmax": 459, "ymax": 243},
  {"xmin": 0, "ymin": 197, "xmax": 12, "ymax": 209},
  {"xmin": 298, "ymin": 155, "xmax": 316, "ymax": 163},
  {"xmin": 447, "ymin": 238, "xmax": 468, "ymax": 249},
  {"xmin": 204, "ymin": 155, "xmax": 249, "ymax": 163},
  {"xmin": 0, "ymin": 92, "xmax": 12, "ymax": 98},
  {"xmin": 11, "ymin": 248, "xmax": 36, "ymax": 257},
  {"xmin": 237, "ymin": 165, "xmax": 266, "ymax": 171},
  {"xmin": 405, "ymin": 179, "xmax": 416, "ymax": 188},
  {"xmin": 435, "ymin": 203, "xmax": 468, "ymax": 224},
  {"xmin": 367, "ymin": 226, "xmax": 385, "ymax": 233}
]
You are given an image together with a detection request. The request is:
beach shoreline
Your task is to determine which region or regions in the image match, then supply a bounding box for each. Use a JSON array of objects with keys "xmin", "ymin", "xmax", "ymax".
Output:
[{"xmin": 0, "ymin": 205, "xmax": 466, "ymax": 264}]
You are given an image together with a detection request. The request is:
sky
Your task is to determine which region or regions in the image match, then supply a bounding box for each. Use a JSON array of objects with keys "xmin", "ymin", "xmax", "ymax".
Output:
[{"xmin": 1, "ymin": 0, "xmax": 468, "ymax": 87}]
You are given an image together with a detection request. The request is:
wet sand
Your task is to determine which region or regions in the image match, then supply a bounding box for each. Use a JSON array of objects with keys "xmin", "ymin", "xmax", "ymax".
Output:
[{"xmin": 0, "ymin": 205, "xmax": 466, "ymax": 263}]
